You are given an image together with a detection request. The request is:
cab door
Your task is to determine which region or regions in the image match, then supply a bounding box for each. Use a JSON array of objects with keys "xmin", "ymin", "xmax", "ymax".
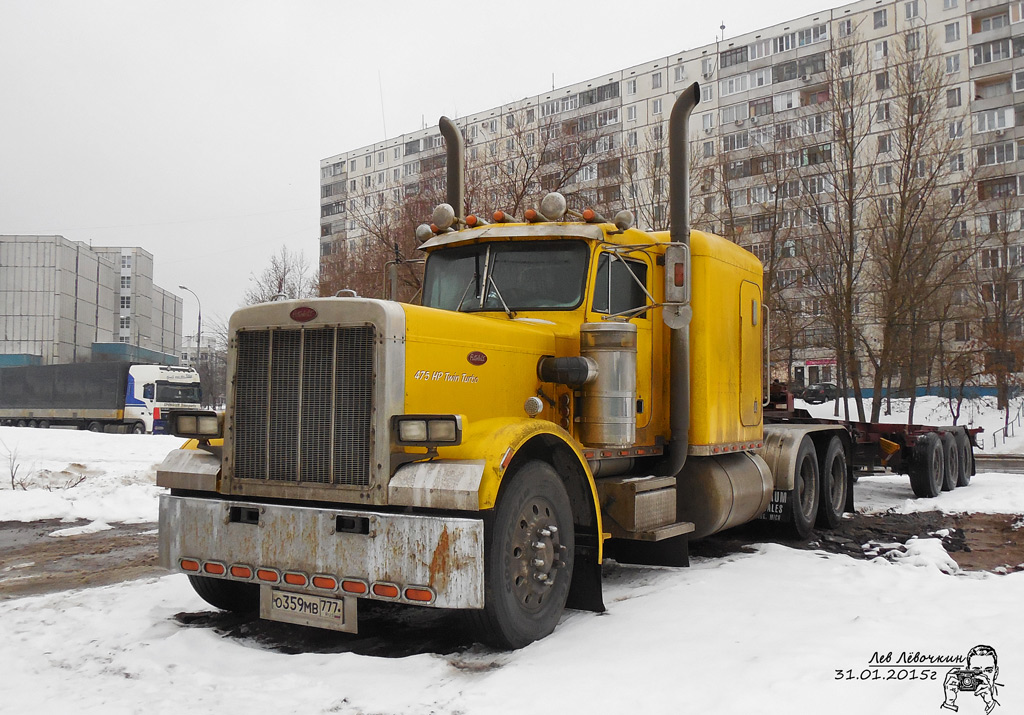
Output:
[{"xmin": 739, "ymin": 280, "xmax": 762, "ymax": 427}]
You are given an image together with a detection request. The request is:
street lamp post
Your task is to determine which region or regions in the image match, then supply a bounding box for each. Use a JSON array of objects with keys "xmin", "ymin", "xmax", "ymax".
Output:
[{"xmin": 178, "ymin": 284, "xmax": 202, "ymax": 369}]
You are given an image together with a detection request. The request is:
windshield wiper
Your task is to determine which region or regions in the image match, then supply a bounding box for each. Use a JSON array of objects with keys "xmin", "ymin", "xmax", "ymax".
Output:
[
  {"xmin": 455, "ymin": 252, "xmax": 483, "ymax": 312},
  {"xmin": 485, "ymin": 274, "xmax": 516, "ymax": 319}
]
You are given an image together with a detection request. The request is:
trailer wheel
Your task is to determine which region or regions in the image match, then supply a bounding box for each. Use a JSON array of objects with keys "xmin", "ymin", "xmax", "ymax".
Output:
[
  {"xmin": 131, "ymin": 422, "xmax": 146, "ymax": 435},
  {"xmin": 37, "ymin": 420, "xmax": 50, "ymax": 429},
  {"xmin": 474, "ymin": 460, "xmax": 574, "ymax": 649},
  {"xmin": 909, "ymin": 433, "xmax": 944, "ymax": 498},
  {"xmin": 27, "ymin": 420, "xmax": 38, "ymax": 428},
  {"xmin": 87, "ymin": 421, "xmax": 102, "ymax": 433},
  {"xmin": 954, "ymin": 430, "xmax": 972, "ymax": 487},
  {"xmin": 187, "ymin": 575, "xmax": 258, "ymax": 613},
  {"xmin": 789, "ymin": 437, "xmax": 820, "ymax": 539},
  {"xmin": 940, "ymin": 432, "xmax": 960, "ymax": 491},
  {"xmin": 16, "ymin": 419, "xmax": 28, "ymax": 428},
  {"xmin": 816, "ymin": 437, "xmax": 848, "ymax": 530}
]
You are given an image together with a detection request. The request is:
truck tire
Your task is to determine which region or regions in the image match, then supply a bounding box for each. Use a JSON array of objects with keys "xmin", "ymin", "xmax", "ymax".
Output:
[
  {"xmin": 940, "ymin": 432, "xmax": 960, "ymax": 491},
  {"xmin": 87, "ymin": 421, "xmax": 102, "ymax": 433},
  {"xmin": 954, "ymin": 430, "xmax": 972, "ymax": 487},
  {"xmin": 474, "ymin": 460, "xmax": 574, "ymax": 649},
  {"xmin": 909, "ymin": 433, "xmax": 944, "ymax": 498},
  {"xmin": 816, "ymin": 436, "xmax": 848, "ymax": 530},
  {"xmin": 28, "ymin": 420, "xmax": 38, "ymax": 428},
  {"xmin": 16, "ymin": 419, "xmax": 27, "ymax": 428},
  {"xmin": 789, "ymin": 437, "xmax": 819, "ymax": 539},
  {"xmin": 187, "ymin": 575, "xmax": 258, "ymax": 613},
  {"xmin": 132, "ymin": 422, "xmax": 146, "ymax": 435},
  {"xmin": 37, "ymin": 420, "xmax": 50, "ymax": 429}
]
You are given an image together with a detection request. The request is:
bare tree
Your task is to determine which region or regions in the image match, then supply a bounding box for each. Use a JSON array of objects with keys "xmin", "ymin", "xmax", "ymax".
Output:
[{"xmin": 244, "ymin": 245, "xmax": 318, "ymax": 305}]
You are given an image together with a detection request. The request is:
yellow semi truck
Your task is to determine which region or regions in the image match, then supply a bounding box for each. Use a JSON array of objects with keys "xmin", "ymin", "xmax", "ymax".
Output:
[{"xmin": 157, "ymin": 83, "xmax": 852, "ymax": 648}]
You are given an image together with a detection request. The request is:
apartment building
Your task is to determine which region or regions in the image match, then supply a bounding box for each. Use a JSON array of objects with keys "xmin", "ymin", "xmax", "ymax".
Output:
[
  {"xmin": 0, "ymin": 236, "xmax": 183, "ymax": 365},
  {"xmin": 320, "ymin": 0, "xmax": 1024, "ymax": 389}
]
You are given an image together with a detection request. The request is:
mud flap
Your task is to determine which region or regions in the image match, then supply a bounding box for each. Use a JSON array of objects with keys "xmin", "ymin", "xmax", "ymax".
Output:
[{"xmin": 566, "ymin": 537, "xmax": 605, "ymax": 613}]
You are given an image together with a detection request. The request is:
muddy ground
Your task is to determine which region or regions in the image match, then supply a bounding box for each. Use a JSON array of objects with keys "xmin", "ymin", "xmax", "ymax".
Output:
[{"xmin": 0, "ymin": 509, "xmax": 1020, "ymax": 656}]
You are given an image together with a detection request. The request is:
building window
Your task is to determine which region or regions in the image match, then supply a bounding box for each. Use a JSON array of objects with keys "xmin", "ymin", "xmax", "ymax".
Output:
[
  {"xmin": 701, "ymin": 85, "xmax": 713, "ymax": 103},
  {"xmin": 377, "ymin": 151, "xmax": 384, "ymax": 164},
  {"xmin": 905, "ymin": 0, "xmax": 919, "ymax": 19},
  {"xmin": 120, "ymin": 255, "xmax": 132, "ymax": 269},
  {"xmin": 627, "ymin": 105, "xmax": 637, "ymax": 121},
  {"xmin": 364, "ymin": 155, "xmax": 371, "ymax": 168},
  {"xmin": 878, "ymin": 134, "xmax": 892, "ymax": 153},
  {"xmin": 946, "ymin": 54, "xmax": 961, "ymax": 73},
  {"xmin": 949, "ymin": 153, "xmax": 964, "ymax": 171},
  {"xmin": 876, "ymin": 72, "xmax": 890, "ymax": 91},
  {"xmin": 946, "ymin": 87, "xmax": 961, "ymax": 107},
  {"xmin": 652, "ymin": 98, "xmax": 663, "ymax": 115},
  {"xmin": 120, "ymin": 296, "xmax": 131, "ymax": 309},
  {"xmin": 651, "ymin": 72, "xmax": 662, "ymax": 89},
  {"xmin": 838, "ymin": 19, "xmax": 852, "ymax": 37},
  {"xmin": 874, "ymin": 9, "xmax": 888, "ymax": 29},
  {"xmin": 877, "ymin": 165, "xmax": 893, "ymax": 184},
  {"xmin": 120, "ymin": 316, "xmax": 131, "ymax": 330},
  {"xmin": 944, "ymin": 0, "xmax": 957, "ymax": 8},
  {"xmin": 721, "ymin": 47, "xmax": 748, "ymax": 68},
  {"xmin": 626, "ymin": 78, "xmax": 637, "ymax": 95},
  {"xmin": 874, "ymin": 41, "xmax": 888, "ymax": 60},
  {"xmin": 703, "ymin": 141, "xmax": 714, "ymax": 158},
  {"xmin": 945, "ymin": 23, "xmax": 960, "ymax": 42},
  {"xmin": 121, "ymin": 276, "xmax": 131, "ymax": 289},
  {"xmin": 876, "ymin": 103, "xmax": 891, "ymax": 121},
  {"xmin": 906, "ymin": 32, "xmax": 920, "ymax": 52},
  {"xmin": 674, "ymin": 65, "xmax": 687, "ymax": 82},
  {"xmin": 702, "ymin": 113, "xmax": 714, "ymax": 130},
  {"xmin": 949, "ymin": 119, "xmax": 964, "ymax": 138}
]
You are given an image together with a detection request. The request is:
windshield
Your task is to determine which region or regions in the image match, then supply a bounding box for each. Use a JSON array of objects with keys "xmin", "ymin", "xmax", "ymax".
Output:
[
  {"xmin": 422, "ymin": 240, "xmax": 589, "ymax": 312},
  {"xmin": 156, "ymin": 381, "xmax": 202, "ymax": 404}
]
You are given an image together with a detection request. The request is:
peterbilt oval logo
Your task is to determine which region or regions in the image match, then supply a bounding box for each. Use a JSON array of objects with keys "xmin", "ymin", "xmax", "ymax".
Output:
[
  {"xmin": 467, "ymin": 351, "xmax": 487, "ymax": 366},
  {"xmin": 290, "ymin": 306, "xmax": 318, "ymax": 323}
]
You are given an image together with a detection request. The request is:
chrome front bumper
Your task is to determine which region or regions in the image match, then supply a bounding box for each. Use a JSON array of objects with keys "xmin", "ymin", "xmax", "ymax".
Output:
[{"xmin": 159, "ymin": 494, "xmax": 485, "ymax": 608}]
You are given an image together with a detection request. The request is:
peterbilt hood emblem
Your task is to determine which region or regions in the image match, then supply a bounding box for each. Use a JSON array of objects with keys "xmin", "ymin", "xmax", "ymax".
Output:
[
  {"xmin": 290, "ymin": 306, "xmax": 318, "ymax": 323},
  {"xmin": 467, "ymin": 351, "xmax": 487, "ymax": 366}
]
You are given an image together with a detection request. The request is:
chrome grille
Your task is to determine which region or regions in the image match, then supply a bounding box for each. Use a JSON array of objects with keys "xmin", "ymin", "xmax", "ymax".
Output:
[{"xmin": 233, "ymin": 325, "xmax": 375, "ymax": 486}]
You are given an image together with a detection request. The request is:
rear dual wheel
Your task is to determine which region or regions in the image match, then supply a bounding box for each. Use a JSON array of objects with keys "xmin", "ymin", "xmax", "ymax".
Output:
[
  {"xmin": 909, "ymin": 433, "xmax": 944, "ymax": 498},
  {"xmin": 954, "ymin": 430, "xmax": 973, "ymax": 487},
  {"xmin": 816, "ymin": 437, "xmax": 848, "ymax": 530},
  {"xmin": 188, "ymin": 575, "xmax": 258, "ymax": 613},
  {"xmin": 789, "ymin": 437, "xmax": 820, "ymax": 539},
  {"xmin": 940, "ymin": 432, "xmax": 961, "ymax": 492}
]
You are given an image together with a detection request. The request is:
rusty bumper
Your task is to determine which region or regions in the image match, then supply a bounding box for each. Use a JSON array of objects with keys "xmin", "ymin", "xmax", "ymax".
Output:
[{"xmin": 158, "ymin": 494, "xmax": 485, "ymax": 608}]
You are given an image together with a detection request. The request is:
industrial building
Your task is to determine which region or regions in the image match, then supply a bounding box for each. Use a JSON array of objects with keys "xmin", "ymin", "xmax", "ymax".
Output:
[
  {"xmin": 0, "ymin": 235, "xmax": 182, "ymax": 366},
  {"xmin": 320, "ymin": 0, "xmax": 1024, "ymax": 391}
]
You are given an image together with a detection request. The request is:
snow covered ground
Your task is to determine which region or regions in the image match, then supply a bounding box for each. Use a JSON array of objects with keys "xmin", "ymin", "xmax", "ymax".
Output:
[{"xmin": 0, "ymin": 409, "xmax": 1022, "ymax": 715}]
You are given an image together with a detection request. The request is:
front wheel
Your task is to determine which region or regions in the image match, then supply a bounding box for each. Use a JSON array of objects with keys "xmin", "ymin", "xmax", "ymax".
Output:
[
  {"xmin": 131, "ymin": 422, "xmax": 146, "ymax": 435},
  {"xmin": 187, "ymin": 575, "xmax": 258, "ymax": 613},
  {"xmin": 475, "ymin": 460, "xmax": 575, "ymax": 649}
]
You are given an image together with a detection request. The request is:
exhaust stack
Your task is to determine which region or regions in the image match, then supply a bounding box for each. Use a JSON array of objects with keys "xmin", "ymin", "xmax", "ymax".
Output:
[
  {"xmin": 660, "ymin": 82, "xmax": 701, "ymax": 478},
  {"xmin": 438, "ymin": 116, "xmax": 465, "ymax": 222}
]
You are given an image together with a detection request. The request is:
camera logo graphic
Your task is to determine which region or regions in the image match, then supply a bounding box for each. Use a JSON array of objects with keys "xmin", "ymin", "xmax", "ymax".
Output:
[{"xmin": 942, "ymin": 645, "xmax": 1002, "ymax": 714}]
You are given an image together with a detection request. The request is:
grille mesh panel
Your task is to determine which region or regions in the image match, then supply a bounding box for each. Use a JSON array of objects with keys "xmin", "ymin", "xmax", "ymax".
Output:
[{"xmin": 233, "ymin": 326, "xmax": 375, "ymax": 487}]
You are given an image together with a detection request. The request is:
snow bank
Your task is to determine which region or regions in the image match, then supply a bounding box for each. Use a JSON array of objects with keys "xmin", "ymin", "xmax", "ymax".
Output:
[
  {"xmin": 855, "ymin": 472, "xmax": 1024, "ymax": 516},
  {"xmin": 0, "ymin": 426, "xmax": 185, "ymax": 523}
]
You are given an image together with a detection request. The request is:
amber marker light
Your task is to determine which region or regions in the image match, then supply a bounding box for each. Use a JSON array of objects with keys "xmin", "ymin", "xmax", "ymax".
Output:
[
  {"xmin": 256, "ymin": 568, "xmax": 280, "ymax": 583},
  {"xmin": 284, "ymin": 572, "xmax": 308, "ymax": 587},
  {"xmin": 230, "ymin": 565, "xmax": 253, "ymax": 579},
  {"xmin": 372, "ymin": 583, "xmax": 399, "ymax": 599},
  {"xmin": 203, "ymin": 562, "xmax": 226, "ymax": 575},
  {"xmin": 180, "ymin": 559, "xmax": 200, "ymax": 572},
  {"xmin": 312, "ymin": 576, "xmax": 338, "ymax": 590},
  {"xmin": 341, "ymin": 580, "xmax": 368, "ymax": 595},
  {"xmin": 404, "ymin": 587, "xmax": 435, "ymax": 603}
]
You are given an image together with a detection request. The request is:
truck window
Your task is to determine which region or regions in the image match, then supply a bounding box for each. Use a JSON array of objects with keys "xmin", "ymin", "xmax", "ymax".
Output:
[
  {"xmin": 143, "ymin": 383, "xmax": 155, "ymax": 400},
  {"xmin": 422, "ymin": 240, "xmax": 589, "ymax": 312},
  {"xmin": 156, "ymin": 382, "xmax": 202, "ymax": 404},
  {"xmin": 593, "ymin": 254, "xmax": 649, "ymax": 315}
]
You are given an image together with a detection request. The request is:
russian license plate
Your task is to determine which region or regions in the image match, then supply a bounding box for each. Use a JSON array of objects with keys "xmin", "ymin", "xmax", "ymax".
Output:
[{"xmin": 260, "ymin": 587, "xmax": 358, "ymax": 633}]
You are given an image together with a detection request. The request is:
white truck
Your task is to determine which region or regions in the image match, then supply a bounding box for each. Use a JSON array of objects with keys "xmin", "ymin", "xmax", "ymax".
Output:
[{"xmin": 0, "ymin": 362, "xmax": 202, "ymax": 434}]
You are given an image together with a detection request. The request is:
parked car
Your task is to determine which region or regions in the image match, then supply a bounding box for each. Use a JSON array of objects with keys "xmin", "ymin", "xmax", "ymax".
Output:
[{"xmin": 802, "ymin": 382, "xmax": 839, "ymax": 404}]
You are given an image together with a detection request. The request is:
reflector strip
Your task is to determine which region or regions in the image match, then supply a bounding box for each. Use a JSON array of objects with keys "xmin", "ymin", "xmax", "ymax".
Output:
[
  {"xmin": 230, "ymin": 565, "xmax": 253, "ymax": 579},
  {"xmin": 341, "ymin": 580, "xmax": 368, "ymax": 595},
  {"xmin": 256, "ymin": 568, "xmax": 280, "ymax": 583},
  {"xmin": 372, "ymin": 583, "xmax": 399, "ymax": 599},
  {"xmin": 404, "ymin": 587, "xmax": 435, "ymax": 603},
  {"xmin": 283, "ymin": 572, "xmax": 308, "ymax": 586},
  {"xmin": 203, "ymin": 561, "xmax": 226, "ymax": 575},
  {"xmin": 180, "ymin": 559, "xmax": 200, "ymax": 572}
]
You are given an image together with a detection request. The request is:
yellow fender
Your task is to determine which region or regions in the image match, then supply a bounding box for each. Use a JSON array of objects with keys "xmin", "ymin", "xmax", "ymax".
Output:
[{"xmin": 437, "ymin": 416, "xmax": 604, "ymax": 558}]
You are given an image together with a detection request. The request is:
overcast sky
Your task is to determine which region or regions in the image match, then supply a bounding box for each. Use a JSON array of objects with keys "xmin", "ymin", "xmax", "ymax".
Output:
[{"xmin": 0, "ymin": 0, "xmax": 838, "ymax": 335}]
